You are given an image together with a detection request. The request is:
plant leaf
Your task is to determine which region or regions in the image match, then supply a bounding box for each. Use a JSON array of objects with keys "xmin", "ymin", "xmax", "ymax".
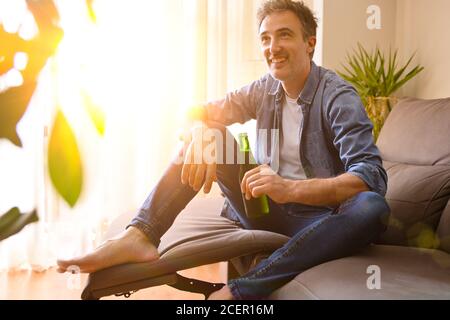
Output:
[
  {"xmin": 0, "ymin": 207, "xmax": 39, "ymax": 241},
  {"xmin": 386, "ymin": 49, "xmax": 398, "ymax": 95},
  {"xmin": 0, "ymin": 82, "xmax": 37, "ymax": 147},
  {"xmin": 389, "ymin": 66, "xmax": 424, "ymax": 95},
  {"xmin": 377, "ymin": 48, "xmax": 387, "ymax": 95},
  {"xmin": 85, "ymin": 0, "xmax": 97, "ymax": 23},
  {"xmin": 48, "ymin": 110, "xmax": 83, "ymax": 207},
  {"xmin": 0, "ymin": 1, "xmax": 63, "ymax": 148},
  {"xmin": 82, "ymin": 90, "xmax": 105, "ymax": 136},
  {"xmin": 393, "ymin": 55, "xmax": 413, "ymax": 83}
]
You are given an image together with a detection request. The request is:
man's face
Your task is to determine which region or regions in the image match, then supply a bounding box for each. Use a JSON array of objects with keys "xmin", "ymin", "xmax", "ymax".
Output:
[{"xmin": 259, "ymin": 10, "xmax": 316, "ymax": 83}]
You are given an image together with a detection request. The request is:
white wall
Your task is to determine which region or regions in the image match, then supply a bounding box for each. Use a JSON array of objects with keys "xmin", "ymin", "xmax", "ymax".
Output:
[
  {"xmin": 317, "ymin": 0, "xmax": 450, "ymax": 99},
  {"xmin": 395, "ymin": 0, "xmax": 450, "ymax": 99},
  {"xmin": 321, "ymin": 0, "xmax": 397, "ymax": 73}
]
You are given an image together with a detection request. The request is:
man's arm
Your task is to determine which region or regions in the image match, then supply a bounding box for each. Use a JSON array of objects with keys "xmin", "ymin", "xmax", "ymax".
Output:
[
  {"xmin": 242, "ymin": 165, "xmax": 369, "ymax": 207},
  {"xmin": 181, "ymin": 76, "xmax": 270, "ymax": 193},
  {"xmin": 186, "ymin": 75, "xmax": 269, "ymax": 126},
  {"xmin": 325, "ymin": 84, "xmax": 388, "ymax": 197},
  {"xmin": 286, "ymin": 173, "xmax": 369, "ymax": 207}
]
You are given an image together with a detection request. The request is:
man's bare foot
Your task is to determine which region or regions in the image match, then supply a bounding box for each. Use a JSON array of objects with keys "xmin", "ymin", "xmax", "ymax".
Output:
[
  {"xmin": 56, "ymin": 226, "xmax": 159, "ymax": 274},
  {"xmin": 208, "ymin": 285, "xmax": 234, "ymax": 300}
]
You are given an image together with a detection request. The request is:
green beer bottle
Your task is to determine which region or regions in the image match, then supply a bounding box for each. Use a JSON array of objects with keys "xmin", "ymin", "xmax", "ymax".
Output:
[{"xmin": 238, "ymin": 133, "xmax": 270, "ymax": 218}]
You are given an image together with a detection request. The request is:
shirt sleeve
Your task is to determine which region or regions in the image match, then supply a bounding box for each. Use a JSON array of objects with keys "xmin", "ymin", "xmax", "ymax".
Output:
[
  {"xmin": 326, "ymin": 85, "xmax": 388, "ymax": 196},
  {"xmin": 203, "ymin": 76, "xmax": 267, "ymax": 126}
]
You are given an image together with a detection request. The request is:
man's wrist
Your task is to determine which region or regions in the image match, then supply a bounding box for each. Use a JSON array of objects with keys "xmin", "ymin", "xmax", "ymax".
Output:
[{"xmin": 286, "ymin": 179, "xmax": 302, "ymax": 203}]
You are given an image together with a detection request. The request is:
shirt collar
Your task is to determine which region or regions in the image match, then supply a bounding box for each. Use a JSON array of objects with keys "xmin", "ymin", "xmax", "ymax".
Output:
[{"xmin": 268, "ymin": 61, "xmax": 321, "ymax": 105}]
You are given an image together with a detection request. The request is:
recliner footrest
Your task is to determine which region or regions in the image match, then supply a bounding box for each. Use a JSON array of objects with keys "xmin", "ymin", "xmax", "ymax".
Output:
[{"xmin": 81, "ymin": 198, "xmax": 289, "ymax": 300}]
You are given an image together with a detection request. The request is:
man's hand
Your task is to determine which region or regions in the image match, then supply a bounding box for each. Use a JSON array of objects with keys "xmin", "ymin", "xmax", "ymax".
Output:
[
  {"xmin": 240, "ymin": 164, "xmax": 292, "ymax": 204},
  {"xmin": 181, "ymin": 126, "xmax": 217, "ymax": 194}
]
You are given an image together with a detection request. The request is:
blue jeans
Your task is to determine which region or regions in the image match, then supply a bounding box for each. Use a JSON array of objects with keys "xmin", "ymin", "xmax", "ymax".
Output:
[
  {"xmin": 129, "ymin": 125, "xmax": 390, "ymax": 299},
  {"xmin": 228, "ymin": 191, "xmax": 390, "ymax": 299}
]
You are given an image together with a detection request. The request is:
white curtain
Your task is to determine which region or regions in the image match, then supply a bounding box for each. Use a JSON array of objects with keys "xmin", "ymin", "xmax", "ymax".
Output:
[{"xmin": 0, "ymin": 0, "xmax": 266, "ymax": 272}]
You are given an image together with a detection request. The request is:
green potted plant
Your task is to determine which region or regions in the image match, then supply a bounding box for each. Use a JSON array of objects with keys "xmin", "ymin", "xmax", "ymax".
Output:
[{"xmin": 338, "ymin": 43, "xmax": 424, "ymax": 141}]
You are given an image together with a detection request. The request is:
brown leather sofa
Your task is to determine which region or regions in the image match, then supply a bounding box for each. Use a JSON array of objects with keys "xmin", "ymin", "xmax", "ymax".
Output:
[
  {"xmin": 82, "ymin": 97, "xmax": 450, "ymax": 300},
  {"xmin": 270, "ymin": 97, "xmax": 450, "ymax": 299}
]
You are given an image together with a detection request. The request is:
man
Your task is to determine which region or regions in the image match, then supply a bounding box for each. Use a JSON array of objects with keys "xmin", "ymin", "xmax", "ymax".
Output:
[{"xmin": 58, "ymin": 0, "xmax": 389, "ymax": 300}]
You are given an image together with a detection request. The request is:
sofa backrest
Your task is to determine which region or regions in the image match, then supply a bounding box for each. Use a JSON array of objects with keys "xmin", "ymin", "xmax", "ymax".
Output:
[{"xmin": 376, "ymin": 98, "xmax": 450, "ymax": 253}]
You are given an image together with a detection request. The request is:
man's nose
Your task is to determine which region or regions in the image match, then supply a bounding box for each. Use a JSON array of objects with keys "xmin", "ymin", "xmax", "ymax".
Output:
[{"xmin": 269, "ymin": 39, "xmax": 281, "ymax": 54}]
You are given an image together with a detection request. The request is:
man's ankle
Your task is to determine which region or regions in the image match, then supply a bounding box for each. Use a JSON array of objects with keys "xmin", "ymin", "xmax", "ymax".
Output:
[{"xmin": 126, "ymin": 226, "xmax": 148, "ymax": 240}]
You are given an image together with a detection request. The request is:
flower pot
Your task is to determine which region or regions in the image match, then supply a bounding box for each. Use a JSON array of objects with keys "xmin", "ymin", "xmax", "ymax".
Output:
[{"xmin": 365, "ymin": 96, "xmax": 398, "ymax": 142}]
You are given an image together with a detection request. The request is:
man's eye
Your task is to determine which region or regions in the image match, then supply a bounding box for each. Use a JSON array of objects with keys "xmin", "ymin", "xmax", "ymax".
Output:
[
  {"xmin": 261, "ymin": 37, "xmax": 269, "ymax": 43},
  {"xmin": 280, "ymin": 32, "xmax": 290, "ymax": 38}
]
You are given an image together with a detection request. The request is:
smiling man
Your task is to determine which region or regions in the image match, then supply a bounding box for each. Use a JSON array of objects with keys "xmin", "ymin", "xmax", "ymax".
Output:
[
  {"xmin": 58, "ymin": 0, "xmax": 390, "ymax": 300},
  {"xmin": 260, "ymin": 12, "xmax": 313, "ymax": 99}
]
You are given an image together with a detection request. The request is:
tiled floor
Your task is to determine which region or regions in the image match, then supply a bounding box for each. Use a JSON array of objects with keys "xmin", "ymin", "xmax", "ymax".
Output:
[{"xmin": 0, "ymin": 263, "xmax": 225, "ymax": 300}]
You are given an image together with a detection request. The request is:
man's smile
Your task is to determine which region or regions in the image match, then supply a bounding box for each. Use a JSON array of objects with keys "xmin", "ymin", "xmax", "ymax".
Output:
[{"xmin": 269, "ymin": 56, "xmax": 288, "ymax": 68}]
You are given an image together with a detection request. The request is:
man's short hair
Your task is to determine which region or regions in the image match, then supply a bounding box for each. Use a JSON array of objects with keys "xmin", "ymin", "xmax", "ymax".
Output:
[{"xmin": 257, "ymin": 0, "xmax": 318, "ymax": 40}]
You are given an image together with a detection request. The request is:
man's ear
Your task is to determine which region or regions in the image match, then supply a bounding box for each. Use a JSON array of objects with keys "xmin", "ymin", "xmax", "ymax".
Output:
[{"xmin": 307, "ymin": 36, "xmax": 317, "ymax": 53}]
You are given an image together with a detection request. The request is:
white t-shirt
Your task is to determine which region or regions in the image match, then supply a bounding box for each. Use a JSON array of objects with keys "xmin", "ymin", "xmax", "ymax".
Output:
[{"xmin": 278, "ymin": 94, "xmax": 307, "ymax": 180}]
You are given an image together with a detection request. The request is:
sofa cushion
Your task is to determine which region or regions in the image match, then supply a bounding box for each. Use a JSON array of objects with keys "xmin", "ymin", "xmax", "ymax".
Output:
[
  {"xmin": 377, "ymin": 97, "xmax": 450, "ymax": 166},
  {"xmin": 270, "ymin": 245, "xmax": 450, "ymax": 300},
  {"xmin": 437, "ymin": 200, "xmax": 450, "ymax": 253},
  {"xmin": 376, "ymin": 97, "xmax": 450, "ymax": 250},
  {"xmin": 378, "ymin": 160, "xmax": 450, "ymax": 247}
]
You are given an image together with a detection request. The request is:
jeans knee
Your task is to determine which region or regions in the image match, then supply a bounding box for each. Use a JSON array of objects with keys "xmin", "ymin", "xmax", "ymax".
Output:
[
  {"xmin": 355, "ymin": 191, "xmax": 390, "ymax": 229},
  {"xmin": 358, "ymin": 191, "xmax": 389, "ymax": 211}
]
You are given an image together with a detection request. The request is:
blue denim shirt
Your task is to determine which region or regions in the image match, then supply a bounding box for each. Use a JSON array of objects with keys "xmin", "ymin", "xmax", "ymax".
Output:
[{"xmin": 205, "ymin": 61, "xmax": 387, "ymax": 198}]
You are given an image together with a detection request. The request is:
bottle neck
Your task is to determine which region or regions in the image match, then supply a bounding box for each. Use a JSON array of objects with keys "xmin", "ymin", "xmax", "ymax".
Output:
[{"xmin": 238, "ymin": 134, "xmax": 250, "ymax": 153}]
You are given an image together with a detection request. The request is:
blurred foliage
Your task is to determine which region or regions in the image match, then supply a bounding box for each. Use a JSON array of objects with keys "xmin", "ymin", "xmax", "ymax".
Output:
[
  {"xmin": 0, "ymin": 207, "xmax": 39, "ymax": 241},
  {"xmin": 0, "ymin": 0, "xmax": 100, "ymax": 241},
  {"xmin": 0, "ymin": 81, "xmax": 37, "ymax": 146},
  {"xmin": 86, "ymin": 0, "xmax": 97, "ymax": 23},
  {"xmin": 0, "ymin": 0, "xmax": 63, "ymax": 146},
  {"xmin": 48, "ymin": 110, "xmax": 83, "ymax": 207},
  {"xmin": 82, "ymin": 90, "xmax": 105, "ymax": 135}
]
